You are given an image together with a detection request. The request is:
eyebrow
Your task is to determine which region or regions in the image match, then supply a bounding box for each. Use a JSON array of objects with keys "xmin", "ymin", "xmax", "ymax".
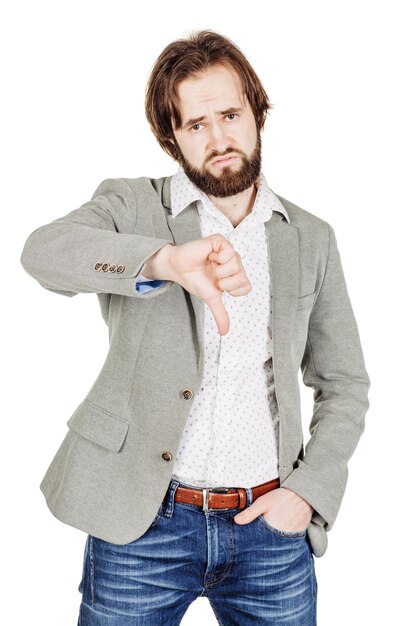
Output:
[{"xmin": 182, "ymin": 107, "xmax": 243, "ymax": 130}]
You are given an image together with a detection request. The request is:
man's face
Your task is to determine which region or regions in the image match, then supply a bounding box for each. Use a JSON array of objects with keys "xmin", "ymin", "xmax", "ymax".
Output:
[{"xmin": 170, "ymin": 64, "xmax": 261, "ymax": 198}]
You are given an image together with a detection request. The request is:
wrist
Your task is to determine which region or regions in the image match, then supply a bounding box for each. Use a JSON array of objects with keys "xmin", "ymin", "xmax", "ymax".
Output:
[
  {"xmin": 282, "ymin": 487, "xmax": 314, "ymax": 513},
  {"xmin": 141, "ymin": 243, "xmax": 176, "ymax": 281}
]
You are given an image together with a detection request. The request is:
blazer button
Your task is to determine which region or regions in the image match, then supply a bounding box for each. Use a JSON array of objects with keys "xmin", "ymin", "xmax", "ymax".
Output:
[
  {"xmin": 101, "ymin": 263, "xmax": 109, "ymax": 272},
  {"xmin": 108, "ymin": 264, "xmax": 117, "ymax": 273},
  {"xmin": 181, "ymin": 388, "xmax": 193, "ymax": 400},
  {"xmin": 94, "ymin": 262, "xmax": 102, "ymax": 271},
  {"xmin": 116, "ymin": 264, "xmax": 125, "ymax": 274},
  {"xmin": 161, "ymin": 451, "xmax": 173, "ymax": 462}
]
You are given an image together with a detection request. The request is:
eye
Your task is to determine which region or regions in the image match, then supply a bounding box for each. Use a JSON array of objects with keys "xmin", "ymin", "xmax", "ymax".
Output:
[
  {"xmin": 226, "ymin": 114, "xmax": 238, "ymax": 121},
  {"xmin": 190, "ymin": 124, "xmax": 202, "ymax": 132}
]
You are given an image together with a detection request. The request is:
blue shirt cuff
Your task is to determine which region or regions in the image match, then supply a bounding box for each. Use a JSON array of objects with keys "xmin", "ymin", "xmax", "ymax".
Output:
[{"xmin": 135, "ymin": 279, "xmax": 165, "ymax": 294}]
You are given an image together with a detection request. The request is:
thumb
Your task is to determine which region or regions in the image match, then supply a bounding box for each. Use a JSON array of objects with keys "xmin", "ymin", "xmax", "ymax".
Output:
[
  {"xmin": 205, "ymin": 293, "xmax": 230, "ymax": 336},
  {"xmin": 234, "ymin": 502, "xmax": 262, "ymax": 525}
]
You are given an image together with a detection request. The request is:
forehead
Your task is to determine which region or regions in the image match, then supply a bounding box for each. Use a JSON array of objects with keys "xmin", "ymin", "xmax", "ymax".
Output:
[{"xmin": 175, "ymin": 64, "xmax": 246, "ymax": 116}]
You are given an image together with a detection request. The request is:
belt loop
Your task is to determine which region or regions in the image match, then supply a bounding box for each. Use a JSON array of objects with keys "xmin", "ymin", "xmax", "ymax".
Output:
[
  {"xmin": 236, "ymin": 487, "xmax": 248, "ymax": 508},
  {"xmin": 163, "ymin": 480, "xmax": 179, "ymax": 517},
  {"xmin": 244, "ymin": 485, "xmax": 253, "ymax": 507}
]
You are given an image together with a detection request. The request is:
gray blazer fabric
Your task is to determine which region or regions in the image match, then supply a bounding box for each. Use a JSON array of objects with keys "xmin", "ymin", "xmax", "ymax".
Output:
[{"xmin": 20, "ymin": 175, "xmax": 371, "ymax": 558}]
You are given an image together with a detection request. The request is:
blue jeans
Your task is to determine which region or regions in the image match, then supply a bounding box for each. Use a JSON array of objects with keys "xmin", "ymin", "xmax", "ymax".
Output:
[{"xmin": 77, "ymin": 479, "xmax": 317, "ymax": 625}]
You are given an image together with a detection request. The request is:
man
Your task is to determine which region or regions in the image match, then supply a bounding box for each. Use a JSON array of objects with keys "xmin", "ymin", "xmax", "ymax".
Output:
[{"xmin": 21, "ymin": 30, "xmax": 370, "ymax": 625}]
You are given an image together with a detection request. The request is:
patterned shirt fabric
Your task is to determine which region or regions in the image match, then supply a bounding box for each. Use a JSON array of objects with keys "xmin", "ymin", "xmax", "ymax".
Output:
[{"xmin": 136, "ymin": 166, "xmax": 290, "ymax": 489}]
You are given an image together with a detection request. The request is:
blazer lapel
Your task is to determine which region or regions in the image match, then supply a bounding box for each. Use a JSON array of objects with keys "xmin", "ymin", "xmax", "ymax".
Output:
[
  {"xmin": 265, "ymin": 212, "xmax": 299, "ymax": 391},
  {"xmin": 162, "ymin": 177, "xmax": 206, "ymax": 373}
]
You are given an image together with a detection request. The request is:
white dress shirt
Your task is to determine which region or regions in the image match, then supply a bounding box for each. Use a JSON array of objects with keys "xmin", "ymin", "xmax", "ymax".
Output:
[{"xmin": 137, "ymin": 166, "xmax": 290, "ymax": 489}]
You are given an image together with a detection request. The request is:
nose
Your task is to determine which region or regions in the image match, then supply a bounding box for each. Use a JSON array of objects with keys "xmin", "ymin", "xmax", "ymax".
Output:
[{"xmin": 207, "ymin": 122, "xmax": 231, "ymax": 156}]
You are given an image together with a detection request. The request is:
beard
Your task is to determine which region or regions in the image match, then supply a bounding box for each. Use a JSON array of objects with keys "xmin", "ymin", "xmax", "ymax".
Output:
[{"xmin": 173, "ymin": 131, "xmax": 262, "ymax": 198}]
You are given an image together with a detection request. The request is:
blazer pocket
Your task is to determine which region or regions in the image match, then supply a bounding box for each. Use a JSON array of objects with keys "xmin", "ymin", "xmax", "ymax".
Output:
[
  {"xmin": 66, "ymin": 399, "xmax": 130, "ymax": 452},
  {"xmin": 296, "ymin": 291, "xmax": 316, "ymax": 311}
]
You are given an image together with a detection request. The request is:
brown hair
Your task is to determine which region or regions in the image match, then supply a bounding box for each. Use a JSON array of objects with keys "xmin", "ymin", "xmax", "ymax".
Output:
[{"xmin": 145, "ymin": 30, "xmax": 272, "ymax": 161}]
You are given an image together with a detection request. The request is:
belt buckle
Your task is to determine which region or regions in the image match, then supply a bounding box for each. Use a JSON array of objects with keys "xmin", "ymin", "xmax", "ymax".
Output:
[
  {"xmin": 202, "ymin": 488, "xmax": 210, "ymax": 512},
  {"xmin": 201, "ymin": 487, "xmax": 236, "ymax": 511}
]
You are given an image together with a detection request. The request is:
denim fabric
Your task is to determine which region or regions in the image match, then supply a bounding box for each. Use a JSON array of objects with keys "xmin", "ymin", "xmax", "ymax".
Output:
[{"xmin": 77, "ymin": 479, "xmax": 317, "ymax": 625}]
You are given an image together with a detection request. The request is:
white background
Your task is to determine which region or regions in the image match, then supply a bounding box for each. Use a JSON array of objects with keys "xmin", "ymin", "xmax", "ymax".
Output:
[{"xmin": 2, "ymin": 1, "xmax": 416, "ymax": 624}]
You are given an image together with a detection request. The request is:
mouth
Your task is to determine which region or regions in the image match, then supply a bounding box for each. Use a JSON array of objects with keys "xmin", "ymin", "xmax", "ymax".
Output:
[{"xmin": 211, "ymin": 155, "xmax": 240, "ymax": 167}]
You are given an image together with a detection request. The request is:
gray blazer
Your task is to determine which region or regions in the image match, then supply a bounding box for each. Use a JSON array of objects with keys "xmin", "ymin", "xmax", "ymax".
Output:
[{"xmin": 20, "ymin": 175, "xmax": 371, "ymax": 558}]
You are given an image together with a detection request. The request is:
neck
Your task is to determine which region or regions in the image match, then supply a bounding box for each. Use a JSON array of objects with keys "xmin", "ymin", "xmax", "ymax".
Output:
[{"xmin": 208, "ymin": 177, "xmax": 260, "ymax": 228}]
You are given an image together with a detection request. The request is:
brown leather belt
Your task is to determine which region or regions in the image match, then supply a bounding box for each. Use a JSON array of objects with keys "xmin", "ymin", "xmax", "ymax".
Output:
[{"xmin": 174, "ymin": 477, "xmax": 280, "ymax": 512}]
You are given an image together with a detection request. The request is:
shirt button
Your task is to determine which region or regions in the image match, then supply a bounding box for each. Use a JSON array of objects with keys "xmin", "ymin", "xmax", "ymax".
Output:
[
  {"xmin": 101, "ymin": 263, "xmax": 109, "ymax": 272},
  {"xmin": 93, "ymin": 262, "xmax": 102, "ymax": 271},
  {"xmin": 181, "ymin": 388, "xmax": 194, "ymax": 400},
  {"xmin": 116, "ymin": 264, "xmax": 125, "ymax": 274},
  {"xmin": 161, "ymin": 451, "xmax": 173, "ymax": 462},
  {"xmin": 108, "ymin": 264, "xmax": 117, "ymax": 273}
]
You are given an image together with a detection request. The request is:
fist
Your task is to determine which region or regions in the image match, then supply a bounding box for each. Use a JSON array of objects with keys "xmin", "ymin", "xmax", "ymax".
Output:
[{"xmin": 169, "ymin": 233, "xmax": 252, "ymax": 335}]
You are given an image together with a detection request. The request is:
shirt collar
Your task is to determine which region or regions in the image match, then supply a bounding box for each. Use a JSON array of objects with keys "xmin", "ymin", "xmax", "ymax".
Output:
[{"xmin": 170, "ymin": 165, "xmax": 290, "ymax": 224}]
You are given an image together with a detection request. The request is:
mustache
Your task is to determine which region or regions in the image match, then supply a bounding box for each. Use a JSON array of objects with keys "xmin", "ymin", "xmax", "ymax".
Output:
[{"xmin": 205, "ymin": 149, "xmax": 243, "ymax": 165}]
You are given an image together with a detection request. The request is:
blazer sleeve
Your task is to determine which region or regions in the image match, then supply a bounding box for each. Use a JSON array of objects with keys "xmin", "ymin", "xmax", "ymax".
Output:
[
  {"xmin": 135, "ymin": 265, "xmax": 166, "ymax": 293},
  {"xmin": 20, "ymin": 178, "xmax": 175, "ymax": 299},
  {"xmin": 281, "ymin": 223, "xmax": 371, "ymax": 531}
]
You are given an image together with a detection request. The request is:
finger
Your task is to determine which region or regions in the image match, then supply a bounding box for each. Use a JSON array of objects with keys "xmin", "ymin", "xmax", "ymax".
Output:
[
  {"xmin": 218, "ymin": 273, "xmax": 252, "ymax": 295},
  {"xmin": 228, "ymin": 283, "xmax": 252, "ymax": 296},
  {"xmin": 205, "ymin": 295, "xmax": 230, "ymax": 336},
  {"xmin": 210, "ymin": 255, "xmax": 241, "ymax": 278},
  {"xmin": 209, "ymin": 250, "xmax": 235, "ymax": 265},
  {"xmin": 209, "ymin": 241, "xmax": 235, "ymax": 264},
  {"xmin": 234, "ymin": 502, "xmax": 263, "ymax": 524}
]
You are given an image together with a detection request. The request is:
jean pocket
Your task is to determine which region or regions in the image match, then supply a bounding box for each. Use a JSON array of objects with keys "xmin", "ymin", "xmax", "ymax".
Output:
[{"xmin": 257, "ymin": 514, "xmax": 307, "ymax": 538}]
